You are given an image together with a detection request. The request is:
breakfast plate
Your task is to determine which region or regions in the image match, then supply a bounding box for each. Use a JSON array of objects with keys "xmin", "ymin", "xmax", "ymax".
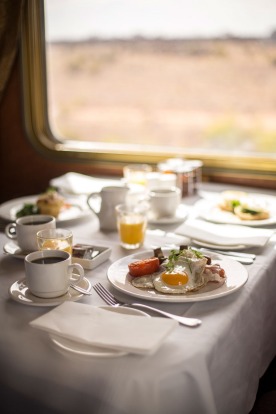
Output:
[
  {"xmin": 0, "ymin": 195, "xmax": 94, "ymax": 225},
  {"xmin": 9, "ymin": 277, "xmax": 91, "ymax": 306},
  {"xmin": 195, "ymin": 194, "xmax": 276, "ymax": 227},
  {"xmin": 107, "ymin": 249, "xmax": 248, "ymax": 303},
  {"xmin": 147, "ymin": 204, "xmax": 189, "ymax": 225},
  {"xmin": 50, "ymin": 306, "xmax": 150, "ymax": 358}
]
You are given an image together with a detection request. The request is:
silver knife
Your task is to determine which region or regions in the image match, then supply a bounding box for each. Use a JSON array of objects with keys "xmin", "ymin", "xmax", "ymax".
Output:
[{"xmin": 198, "ymin": 248, "xmax": 254, "ymax": 265}]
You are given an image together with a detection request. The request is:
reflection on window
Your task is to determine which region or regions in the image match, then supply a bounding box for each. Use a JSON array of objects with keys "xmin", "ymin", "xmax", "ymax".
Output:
[{"xmin": 44, "ymin": 0, "xmax": 276, "ymax": 155}]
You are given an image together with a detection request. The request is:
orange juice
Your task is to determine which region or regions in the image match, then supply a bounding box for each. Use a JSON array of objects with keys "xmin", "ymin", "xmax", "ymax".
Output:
[
  {"xmin": 119, "ymin": 219, "xmax": 145, "ymax": 245},
  {"xmin": 116, "ymin": 203, "xmax": 149, "ymax": 249}
]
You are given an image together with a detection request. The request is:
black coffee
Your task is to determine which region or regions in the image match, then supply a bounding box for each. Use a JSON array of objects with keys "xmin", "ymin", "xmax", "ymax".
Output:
[
  {"xmin": 24, "ymin": 221, "xmax": 51, "ymax": 226},
  {"xmin": 31, "ymin": 257, "xmax": 64, "ymax": 265}
]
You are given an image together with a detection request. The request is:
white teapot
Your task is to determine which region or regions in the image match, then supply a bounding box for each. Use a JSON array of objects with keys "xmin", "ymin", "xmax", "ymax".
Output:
[{"xmin": 87, "ymin": 186, "xmax": 129, "ymax": 231}]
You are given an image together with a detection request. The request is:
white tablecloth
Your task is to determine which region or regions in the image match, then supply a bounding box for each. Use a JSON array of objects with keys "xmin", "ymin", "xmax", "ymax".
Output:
[{"xmin": 0, "ymin": 183, "xmax": 275, "ymax": 414}]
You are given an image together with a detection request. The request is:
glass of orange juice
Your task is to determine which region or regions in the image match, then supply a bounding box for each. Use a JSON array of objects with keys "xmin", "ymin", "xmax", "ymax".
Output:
[
  {"xmin": 115, "ymin": 203, "xmax": 149, "ymax": 249},
  {"xmin": 36, "ymin": 228, "xmax": 73, "ymax": 255}
]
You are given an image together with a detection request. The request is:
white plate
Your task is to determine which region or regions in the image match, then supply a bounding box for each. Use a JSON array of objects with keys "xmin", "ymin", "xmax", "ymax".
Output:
[
  {"xmin": 195, "ymin": 194, "xmax": 276, "ymax": 227},
  {"xmin": 9, "ymin": 277, "xmax": 91, "ymax": 306},
  {"xmin": 191, "ymin": 239, "xmax": 247, "ymax": 251},
  {"xmin": 50, "ymin": 306, "xmax": 150, "ymax": 358},
  {"xmin": 4, "ymin": 241, "xmax": 28, "ymax": 259},
  {"xmin": 0, "ymin": 195, "xmax": 93, "ymax": 225},
  {"xmin": 107, "ymin": 249, "xmax": 248, "ymax": 303},
  {"xmin": 148, "ymin": 204, "xmax": 189, "ymax": 225}
]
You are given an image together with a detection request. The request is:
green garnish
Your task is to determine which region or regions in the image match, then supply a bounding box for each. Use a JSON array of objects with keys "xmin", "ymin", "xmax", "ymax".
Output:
[
  {"xmin": 16, "ymin": 203, "xmax": 40, "ymax": 218},
  {"xmin": 231, "ymin": 200, "xmax": 241, "ymax": 211},
  {"xmin": 165, "ymin": 247, "xmax": 203, "ymax": 273},
  {"xmin": 190, "ymin": 248, "xmax": 203, "ymax": 258},
  {"xmin": 165, "ymin": 249, "xmax": 181, "ymax": 272},
  {"xmin": 241, "ymin": 208, "xmax": 259, "ymax": 215}
]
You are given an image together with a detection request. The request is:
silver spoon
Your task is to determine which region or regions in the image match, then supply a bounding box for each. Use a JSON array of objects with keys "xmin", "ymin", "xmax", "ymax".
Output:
[{"xmin": 70, "ymin": 284, "xmax": 93, "ymax": 295}]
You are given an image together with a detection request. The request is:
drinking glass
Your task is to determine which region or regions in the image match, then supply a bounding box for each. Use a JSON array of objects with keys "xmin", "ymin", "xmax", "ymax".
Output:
[
  {"xmin": 37, "ymin": 228, "xmax": 73, "ymax": 255},
  {"xmin": 115, "ymin": 203, "xmax": 149, "ymax": 249},
  {"xmin": 123, "ymin": 164, "xmax": 152, "ymax": 187}
]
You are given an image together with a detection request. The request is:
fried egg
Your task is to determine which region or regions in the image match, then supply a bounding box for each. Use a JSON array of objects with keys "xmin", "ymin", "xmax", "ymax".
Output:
[
  {"xmin": 131, "ymin": 274, "xmax": 154, "ymax": 289},
  {"xmin": 131, "ymin": 266, "xmax": 165, "ymax": 289},
  {"xmin": 153, "ymin": 256, "xmax": 207, "ymax": 294}
]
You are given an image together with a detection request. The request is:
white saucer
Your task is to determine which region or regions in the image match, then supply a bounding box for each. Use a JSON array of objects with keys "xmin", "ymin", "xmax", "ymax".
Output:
[
  {"xmin": 50, "ymin": 306, "xmax": 150, "ymax": 358},
  {"xmin": 148, "ymin": 204, "xmax": 189, "ymax": 225},
  {"xmin": 3, "ymin": 241, "xmax": 28, "ymax": 259},
  {"xmin": 191, "ymin": 239, "xmax": 247, "ymax": 251},
  {"xmin": 9, "ymin": 277, "xmax": 91, "ymax": 306}
]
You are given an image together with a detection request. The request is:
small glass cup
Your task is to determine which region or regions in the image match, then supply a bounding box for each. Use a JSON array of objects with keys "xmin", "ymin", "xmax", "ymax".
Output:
[
  {"xmin": 115, "ymin": 203, "xmax": 149, "ymax": 250},
  {"xmin": 123, "ymin": 164, "xmax": 152, "ymax": 187},
  {"xmin": 36, "ymin": 228, "xmax": 73, "ymax": 255}
]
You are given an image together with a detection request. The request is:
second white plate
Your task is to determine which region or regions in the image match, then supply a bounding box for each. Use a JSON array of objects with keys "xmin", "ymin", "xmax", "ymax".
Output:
[
  {"xmin": 50, "ymin": 306, "xmax": 150, "ymax": 358},
  {"xmin": 191, "ymin": 239, "xmax": 247, "ymax": 251}
]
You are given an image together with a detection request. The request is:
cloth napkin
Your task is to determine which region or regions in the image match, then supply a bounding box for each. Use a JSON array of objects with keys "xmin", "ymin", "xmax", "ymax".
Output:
[
  {"xmin": 30, "ymin": 302, "xmax": 177, "ymax": 355},
  {"xmin": 175, "ymin": 218, "xmax": 274, "ymax": 247},
  {"xmin": 50, "ymin": 172, "xmax": 123, "ymax": 195}
]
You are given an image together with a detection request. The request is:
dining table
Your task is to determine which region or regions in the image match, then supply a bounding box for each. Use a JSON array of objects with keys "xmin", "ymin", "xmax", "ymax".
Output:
[{"xmin": 0, "ymin": 181, "xmax": 275, "ymax": 414}]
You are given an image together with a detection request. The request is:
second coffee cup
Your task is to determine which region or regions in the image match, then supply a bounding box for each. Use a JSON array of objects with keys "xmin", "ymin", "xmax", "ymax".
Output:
[
  {"xmin": 5, "ymin": 215, "xmax": 56, "ymax": 252},
  {"xmin": 148, "ymin": 187, "xmax": 181, "ymax": 219}
]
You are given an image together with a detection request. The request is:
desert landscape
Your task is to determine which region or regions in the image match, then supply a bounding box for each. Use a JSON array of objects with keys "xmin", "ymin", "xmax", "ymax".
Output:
[{"xmin": 46, "ymin": 37, "xmax": 276, "ymax": 153}]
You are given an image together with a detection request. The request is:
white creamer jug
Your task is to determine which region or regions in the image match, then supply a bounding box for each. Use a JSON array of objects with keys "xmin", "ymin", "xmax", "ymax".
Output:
[{"xmin": 87, "ymin": 186, "xmax": 129, "ymax": 231}]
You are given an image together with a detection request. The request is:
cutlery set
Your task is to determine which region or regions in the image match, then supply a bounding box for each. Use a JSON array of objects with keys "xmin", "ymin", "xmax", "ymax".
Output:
[
  {"xmin": 197, "ymin": 248, "xmax": 256, "ymax": 265},
  {"xmin": 93, "ymin": 283, "xmax": 202, "ymax": 327}
]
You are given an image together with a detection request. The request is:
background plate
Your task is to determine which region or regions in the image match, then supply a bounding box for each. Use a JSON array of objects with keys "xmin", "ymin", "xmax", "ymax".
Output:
[
  {"xmin": 195, "ymin": 194, "xmax": 276, "ymax": 227},
  {"xmin": 0, "ymin": 195, "xmax": 93, "ymax": 225},
  {"xmin": 107, "ymin": 249, "xmax": 248, "ymax": 303}
]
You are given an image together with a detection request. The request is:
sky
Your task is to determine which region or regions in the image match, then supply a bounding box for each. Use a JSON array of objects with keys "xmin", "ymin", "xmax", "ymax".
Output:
[{"xmin": 45, "ymin": 0, "xmax": 276, "ymax": 41}]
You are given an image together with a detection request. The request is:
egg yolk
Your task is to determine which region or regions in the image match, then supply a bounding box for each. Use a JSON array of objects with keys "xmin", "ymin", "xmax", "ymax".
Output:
[{"xmin": 162, "ymin": 271, "xmax": 189, "ymax": 286}]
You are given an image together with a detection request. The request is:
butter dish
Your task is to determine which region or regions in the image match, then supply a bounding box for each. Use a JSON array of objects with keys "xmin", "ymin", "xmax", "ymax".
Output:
[{"xmin": 71, "ymin": 244, "xmax": 112, "ymax": 269}]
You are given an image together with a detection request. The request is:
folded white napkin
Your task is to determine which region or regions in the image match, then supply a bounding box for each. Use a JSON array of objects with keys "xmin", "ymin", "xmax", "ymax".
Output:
[
  {"xmin": 30, "ymin": 302, "xmax": 177, "ymax": 355},
  {"xmin": 50, "ymin": 172, "xmax": 124, "ymax": 195},
  {"xmin": 175, "ymin": 218, "xmax": 274, "ymax": 247}
]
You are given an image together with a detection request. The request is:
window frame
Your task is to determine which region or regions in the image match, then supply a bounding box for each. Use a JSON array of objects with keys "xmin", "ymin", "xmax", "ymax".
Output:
[{"xmin": 21, "ymin": 0, "xmax": 276, "ymax": 184}]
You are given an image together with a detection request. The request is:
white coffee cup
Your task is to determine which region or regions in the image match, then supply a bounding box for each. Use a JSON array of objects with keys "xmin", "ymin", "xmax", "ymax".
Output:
[
  {"xmin": 149, "ymin": 187, "xmax": 181, "ymax": 219},
  {"xmin": 5, "ymin": 215, "xmax": 56, "ymax": 252},
  {"xmin": 25, "ymin": 250, "xmax": 84, "ymax": 298}
]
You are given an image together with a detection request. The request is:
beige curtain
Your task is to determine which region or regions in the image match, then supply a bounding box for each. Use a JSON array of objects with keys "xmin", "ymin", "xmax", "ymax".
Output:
[{"xmin": 0, "ymin": 0, "xmax": 25, "ymax": 103}]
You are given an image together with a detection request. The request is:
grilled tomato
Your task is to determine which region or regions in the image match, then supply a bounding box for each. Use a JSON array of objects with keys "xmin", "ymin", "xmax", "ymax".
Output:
[{"xmin": 128, "ymin": 257, "xmax": 160, "ymax": 277}]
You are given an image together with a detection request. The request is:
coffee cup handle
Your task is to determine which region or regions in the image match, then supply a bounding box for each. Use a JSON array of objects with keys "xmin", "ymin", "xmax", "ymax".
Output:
[
  {"xmin": 68, "ymin": 263, "xmax": 84, "ymax": 285},
  {"xmin": 87, "ymin": 192, "xmax": 101, "ymax": 215},
  {"xmin": 5, "ymin": 223, "xmax": 17, "ymax": 239}
]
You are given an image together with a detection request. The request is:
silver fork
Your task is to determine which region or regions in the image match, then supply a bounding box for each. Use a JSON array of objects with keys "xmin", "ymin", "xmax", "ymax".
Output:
[{"xmin": 93, "ymin": 283, "xmax": 202, "ymax": 327}]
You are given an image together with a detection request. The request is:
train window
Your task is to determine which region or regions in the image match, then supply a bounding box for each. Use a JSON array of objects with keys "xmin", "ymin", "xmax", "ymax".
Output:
[{"xmin": 21, "ymin": 0, "xmax": 276, "ymax": 180}]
